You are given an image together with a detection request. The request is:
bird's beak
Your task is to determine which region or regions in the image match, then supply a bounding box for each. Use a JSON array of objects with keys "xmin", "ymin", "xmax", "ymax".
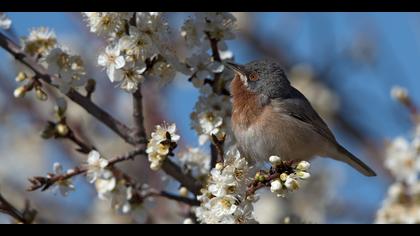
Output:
[{"xmin": 224, "ymin": 61, "xmax": 247, "ymax": 76}]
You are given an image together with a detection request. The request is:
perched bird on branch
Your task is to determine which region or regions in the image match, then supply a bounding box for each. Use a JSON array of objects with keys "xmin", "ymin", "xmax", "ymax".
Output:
[{"xmin": 227, "ymin": 59, "xmax": 376, "ymax": 176}]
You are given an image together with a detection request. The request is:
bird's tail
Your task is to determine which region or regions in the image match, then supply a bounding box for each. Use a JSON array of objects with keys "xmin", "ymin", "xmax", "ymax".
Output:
[{"xmin": 330, "ymin": 144, "xmax": 377, "ymax": 177}]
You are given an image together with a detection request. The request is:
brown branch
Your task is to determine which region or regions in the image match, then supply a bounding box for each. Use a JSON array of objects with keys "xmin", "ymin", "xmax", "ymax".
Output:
[
  {"xmin": 27, "ymin": 148, "xmax": 145, "ymax": 192},
  {"xmin": 147, "ymin": 190, "xmax": 200, "ymax": 206},
  {"xmin": 0, "ymin": 32, "xmax": 136, "ymax": 145},
  {"xmin": 210, "ymin": 134, "xmax": 225, "ymax": 169},
  {"xmin": 132, "ymin": 84, "xmax": 146, "ymax": 144},
  {"xmin": 161, "ymin": 159, "xmax": 202, "ymax": 195},
  {"xmin": 246, "ymin": 172, "xmax": 280, "ymax": 197},
  {"xmin": 0, "ymin": 193, "xmax": 37, "ymax": 224}
]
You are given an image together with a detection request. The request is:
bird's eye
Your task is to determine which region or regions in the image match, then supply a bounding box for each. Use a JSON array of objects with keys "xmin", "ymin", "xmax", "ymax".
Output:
[{"xmin": 249, "ymin": 72, "xmax": 259, "ymax": 81}]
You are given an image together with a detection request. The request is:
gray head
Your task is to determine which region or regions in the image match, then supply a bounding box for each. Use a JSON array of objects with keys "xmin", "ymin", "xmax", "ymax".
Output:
[{"xmin": 226, "ymin": 59, "xmax": 292, "ymax": 98}]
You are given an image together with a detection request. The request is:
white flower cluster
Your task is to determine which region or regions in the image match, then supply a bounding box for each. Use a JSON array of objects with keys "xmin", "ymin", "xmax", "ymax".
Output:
[
  {"xmin": 18, "ymin": 27, "xmax": 87, "ymax": 94},
  {"xmin": 181, "ymin": 12, "xmax": 236, "ymax": 51},
  {"xmin": 384, "ymin": 136, "xmax": 420, "ymax": 184},
  {"xmin": 22, "ymin": 27, "xmax": 57, "ymax": 57},
  {"xmin": 86, "ymin": 150, "xmax": 140, "ymax": 215},
  {"xmin": 178, "ymin": 147, "xmax": 210, "ymax": 179},
  {"xmin": 376, "ymin": 86, "xmax": 420, "ymax": 223},
  {"xmin": 44, "ymin": 47, "xmax": 87, "ymax": 93},
  {"xmin": 146, "ymin": 123, "xmax": 180, "ymax": 171},
  {"xmin": 181, "ymin": 13, "xmax": 236, "ymax": 87},
  {"xmin": 376, "ymin": 182, "xmax": 420, "ymax": 223},
  {"xmin": 195, "ymin": 148, "xmax": 258, "ymax": 224},
  {"xmin": 50, "ymin": 162, "xmax": 75, "ymax": 197},
  {"xmin": 268, "ymin": 156, "xmax": 311, "ymax": 197},
  {"xmin": 191, "ymin": 84, "xmax": 232, "ymax": 145},
  {"xmin": 180, "ymin": 13, "xmax": 237, "ymax": 146},
  {"xmin": 0, "ymin": 12, "xmax": 11, "ymax": 30},
  {"xmin": 83, "ymin": 12, "xmax": 179, "ymax": 93}
]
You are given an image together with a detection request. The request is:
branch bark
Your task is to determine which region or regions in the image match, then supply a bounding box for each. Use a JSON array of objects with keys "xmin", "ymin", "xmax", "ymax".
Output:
[
  {"xmin": 132, "ymin": 84, "xmax": 146, "ymax": 144},
  {"xmin": 0, "ymin": 193, "xmax": 36, "ymax": 224}
]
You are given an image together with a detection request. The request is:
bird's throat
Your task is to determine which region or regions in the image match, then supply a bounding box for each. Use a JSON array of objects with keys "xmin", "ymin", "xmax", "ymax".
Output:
[{"xmin": 231, "ymin": 76, "xmax": 265, "ymax": 128}]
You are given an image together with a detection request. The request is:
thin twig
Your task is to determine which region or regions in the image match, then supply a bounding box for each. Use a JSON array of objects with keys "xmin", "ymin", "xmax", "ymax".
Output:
[{"xmin": 27, "ymin": 148, "xmax": 145, "ymax": 192}]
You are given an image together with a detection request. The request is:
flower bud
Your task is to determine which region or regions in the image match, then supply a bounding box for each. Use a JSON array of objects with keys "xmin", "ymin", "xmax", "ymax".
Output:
[
  {"xmin": 269, "ymin": 155, "xmax": 282, "ymax": 165},
  {"xmin": 179, "ymin": 187, "xmax": 189, "ymax": 197},
  {"xmin": 13, "ymin": 86, "xmax": 26, "ymax": 98},
  {"xmin": 150, "ymin": 161, "xmax": 161, "ymax": 171},
  {"xmin": 35, "ymin": 87, "xmax": 48, "ymax": 101},
  {"xmin": 285, "ymin": 176, "xmax": 300, "ymax": 191},
  {"xmin": 296, "ymin": 171, "xmax": 311, "ymax": 179},
  {"xmin": 270, "ymin": 179, "xmax": 282, "ymax": 192},
  {"xmin": 280, "ymin": 173, "xmax": 288, "ymax": 182},
  {"xmin": 296, "ymin": 161, "xmax": 310, "ymax": 171},
  {"xmin": 56, "ymin": 123, "xmax": 69, "ymax": 136},
  {"xmin": 215, "ymin": 162, "xmax": 224, "ymax": 170},
  {"xmin": 15, "ymin": 72, "xmax": 28, "ymax": 82}
]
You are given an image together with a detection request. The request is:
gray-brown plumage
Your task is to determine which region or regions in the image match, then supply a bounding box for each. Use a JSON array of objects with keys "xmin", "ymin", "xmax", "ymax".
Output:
[{"xmin": 227, "ymin": 59, "xmax": 376, "ymax": 176}]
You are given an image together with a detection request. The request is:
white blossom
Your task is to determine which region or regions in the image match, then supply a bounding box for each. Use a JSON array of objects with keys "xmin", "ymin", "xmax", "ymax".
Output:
[
  {"xmin": 94, "ymin": 170, "xmax": 117, "ymax": 200},
  {"xmin": 51, "ymin": 162, "xmax": 75, "ymax": 197},
  {"xmin": 376, "ymin": 182, "xmax": 420, "ymax": 224},
  {"xmin": 118, "ymin": 27, "xmax": 157, "ymax": 63},
  {"xmin": 269, "ymin": 156, "xmax": 282, "ymax": 166},
  {"xmin": 148, "ymin": 61, "xmax": 177, "ymax": 85},
  {"xmin": 186, "ymin": 53, "xmax": 224, "ymax": 88},
  {"xmin": 183, "ymin": 218, "xmax": 194, "ymax": 224},
  {"xmin": 195, "ymin": 147, "xmax": 257, "ymax": 224},
  {"xmin": 146, "ymin": 123, "xmax": 180, "ymax": 171},
  {"xmin": 22, "ymin": 27, "xmax": 57, "ymax": 57},
  {"xmin": 385, "ymin": 136, "xmax": 420, "ymax": 184},
  {"xmin": 178, "ymin": 147, "xmax": 210, "ymax": 178},
  {"xmin": 181, "ymin": 12, "xmax": 236, "ymax": 51},
  {"xmin": 0, "ymin": 13, "xmax": 11, "ymax": 30},
  {"xmin": 117, "ymin": 63, "xmax": 146, "ymax": 93},
  {"xmin": 98, "ymin": 44, "xmax": 126, "ymax": 82},
  {"xmin": 82, "ymin": 12, "xmax": 125, "ymax": 37},
  {"xmin": 86, "ymin": 150, "xmax": 109, "ymax": 183},
  {"xmin": 391, "ymin": 85, "xmax": 409, "ymax": 103},
  {"xmin": 191, "ymin": 85, "xmax": 231, "ymax": 145},
  {"xmin": 44, "ymin": 47, "xmax": 87, "ymax": 93},
  {"xmin": 270, "ymin": 179, "xmax": 282, "ymax": 193}
]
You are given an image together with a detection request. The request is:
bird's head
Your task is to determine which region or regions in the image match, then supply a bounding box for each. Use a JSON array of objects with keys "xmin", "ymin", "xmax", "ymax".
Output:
[{"xmin": 226, "ymin": 59, "xmax": 292, "ymax": 98}]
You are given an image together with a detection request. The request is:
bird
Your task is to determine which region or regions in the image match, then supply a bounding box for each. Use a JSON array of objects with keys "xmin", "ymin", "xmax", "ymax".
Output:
[{"xmin": 226, "ymin": 59, "xmax": 376, "ymax": 176}]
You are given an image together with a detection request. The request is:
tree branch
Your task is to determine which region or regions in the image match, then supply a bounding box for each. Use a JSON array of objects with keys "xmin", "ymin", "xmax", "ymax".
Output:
[
  {"xmin": 27, "ymin": 148, "xmax": 145, "ymax": 192},
  {"xmin": 0, "ymin": 32, "xmax": 136, "ymax": 145},
  {"xmin": 161, "ymin": 159, "xmax": 202, "ymax": 196},
  {"xmin": 147, "ymin": 190, "xmax": 200, "ymax": 206},
  {"xmin": 0, "ymin": 193, "xmax": 37, "ymax": 224},
  {"xmin": 132, "ymin": 84, "xmax": 146, "ymax": 144}
]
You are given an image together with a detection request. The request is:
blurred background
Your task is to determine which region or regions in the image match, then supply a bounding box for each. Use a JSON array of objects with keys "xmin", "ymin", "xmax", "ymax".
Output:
[{"xmin": 0, "ymin": 12, "xmax": 418, "ymax": 223}]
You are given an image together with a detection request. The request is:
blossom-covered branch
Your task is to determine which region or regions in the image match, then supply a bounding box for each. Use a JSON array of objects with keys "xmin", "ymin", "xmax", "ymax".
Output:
[
  {"xmin": 0, "ymin": 32, "xmax": 136, "ymax": 145},
  {"xmin": 27, "ymin": 148, "xmax": 145, "ymax": 192}
]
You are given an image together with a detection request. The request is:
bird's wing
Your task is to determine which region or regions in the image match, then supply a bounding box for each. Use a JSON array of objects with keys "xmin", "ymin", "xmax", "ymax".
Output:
[{"xmin": 271, "ymin": 87, "xmax": 337, "ymax": 144}]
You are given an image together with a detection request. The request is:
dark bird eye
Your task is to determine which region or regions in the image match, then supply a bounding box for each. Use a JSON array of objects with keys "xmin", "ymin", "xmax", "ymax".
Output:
[{"xmin": 249, "ymin": 72, "xmax": 259, "ymax": 81}]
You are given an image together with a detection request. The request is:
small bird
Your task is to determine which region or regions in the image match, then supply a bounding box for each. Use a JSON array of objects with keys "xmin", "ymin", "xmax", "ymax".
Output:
[{"xmin": 226, "ymin": 59, "xmax": 376, "ymax": 176}]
